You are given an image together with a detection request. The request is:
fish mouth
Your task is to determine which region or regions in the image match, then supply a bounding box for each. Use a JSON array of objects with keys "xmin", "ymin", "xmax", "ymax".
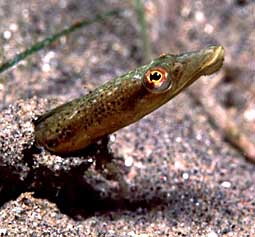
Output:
[
  {"xmin": 171, "ymin": 45, "xmax": 224, "ymax": 97},
  {"xmin": 181, "ymin": 45, "xmax": 224, "ymax": 87},
  {"xmin": 200, "ymin": 45, "xmax": 225, "ymax": 75}
]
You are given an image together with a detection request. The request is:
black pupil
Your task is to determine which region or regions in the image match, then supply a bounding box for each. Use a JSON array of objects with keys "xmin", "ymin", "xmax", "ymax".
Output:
[{"xmin": 150, "ymin": 72, "xmax": 161, "ymax": 81}]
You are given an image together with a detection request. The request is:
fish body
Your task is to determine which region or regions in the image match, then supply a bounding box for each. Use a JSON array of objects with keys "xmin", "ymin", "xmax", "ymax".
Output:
[{"xmin": 34, "ymin": 46, "xmax": 224, "ymax": 155}]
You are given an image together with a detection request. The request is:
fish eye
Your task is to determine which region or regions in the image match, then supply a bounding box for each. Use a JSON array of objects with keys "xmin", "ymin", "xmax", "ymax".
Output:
[
  {"xmin": 143, "ymin": 67, "xmax": 172, "ymax": 93},
  {"xmin": 149, "ymin": 71, "xmax": 162, "ymax": 81}
]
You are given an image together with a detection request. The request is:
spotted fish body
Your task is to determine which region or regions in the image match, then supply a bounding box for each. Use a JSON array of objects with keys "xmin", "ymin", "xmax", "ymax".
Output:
[{"xmin": 34, "ymin": 46, "xmax": 224, "ymax": 155}]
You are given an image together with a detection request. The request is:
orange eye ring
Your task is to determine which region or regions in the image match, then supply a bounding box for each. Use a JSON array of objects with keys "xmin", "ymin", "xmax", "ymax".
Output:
[{"xmin": 143, "ymin": 67, "xmax": 171, "ymax": 93}]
